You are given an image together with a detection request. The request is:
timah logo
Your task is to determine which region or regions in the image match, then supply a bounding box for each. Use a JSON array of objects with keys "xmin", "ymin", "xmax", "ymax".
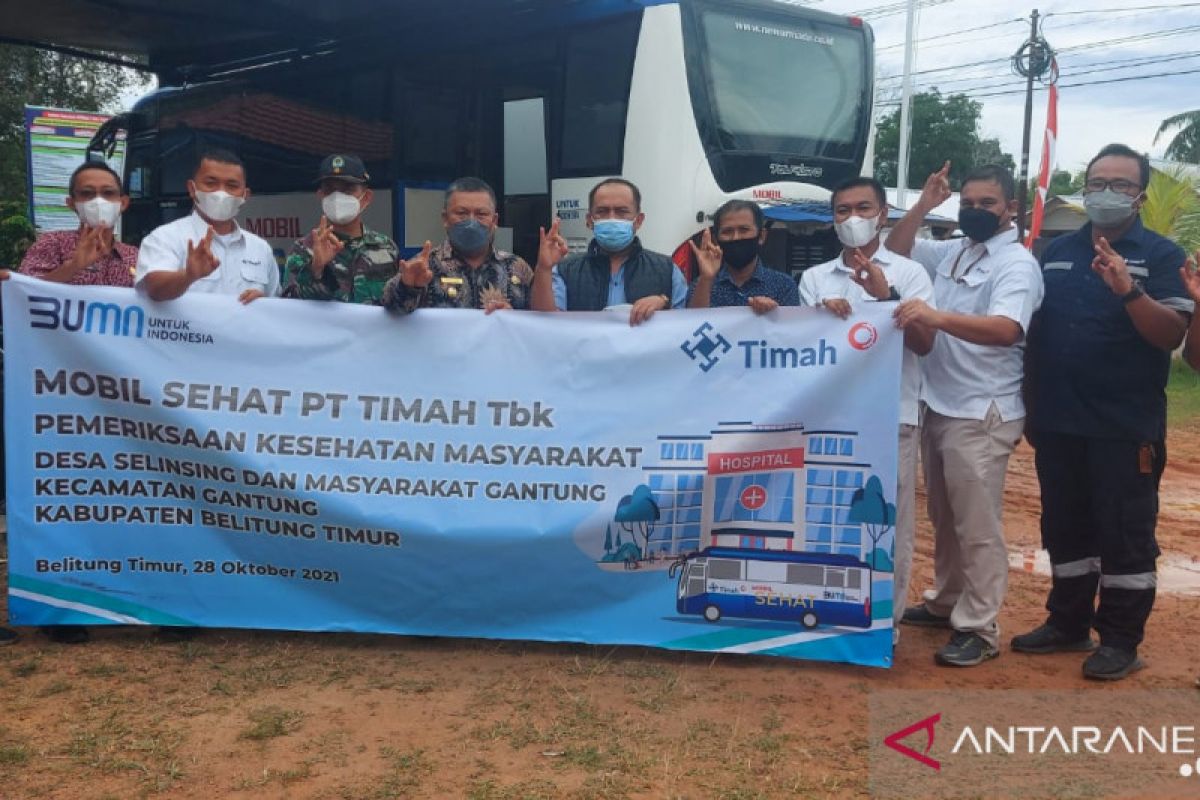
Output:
[
  {"xmin": 885, "ymin": 713, "xmax": 942, "ymax": 771},
  {"xmin": 29, "ymin": 296, "xmax": 145, "ymax": 338},
  {"xmin": 680, "ymin": 322, "xmax": 732, "ymax": 372}
]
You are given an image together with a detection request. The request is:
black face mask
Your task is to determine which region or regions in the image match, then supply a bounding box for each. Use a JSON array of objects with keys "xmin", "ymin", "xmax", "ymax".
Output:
[
  {"xmin": 721, "ymin": 237, "xmax": 760, "ymax": 269},
  {"xmin": 958, "ymin": 207, "xmax": 1003, "ymax": 243}
]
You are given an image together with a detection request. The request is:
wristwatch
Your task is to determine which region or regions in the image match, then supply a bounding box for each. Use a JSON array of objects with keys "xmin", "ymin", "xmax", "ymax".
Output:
[
  {"xmin": 1120, "ymin": 285, "xmax": 1144, "ymax": 304},
  {"xmin": 887, "ymin": 286, "xmax": 902, "ymax": 302}
]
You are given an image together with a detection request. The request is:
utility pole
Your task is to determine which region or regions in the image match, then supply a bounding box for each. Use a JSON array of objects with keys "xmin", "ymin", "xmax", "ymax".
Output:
[
  {"xmin": 1014, "ymin": 9, "xmax": 1052, "ymax": 240},
  {"xmin": 896, "ymin": 0, "xmax": 918, "ymax": 209}
]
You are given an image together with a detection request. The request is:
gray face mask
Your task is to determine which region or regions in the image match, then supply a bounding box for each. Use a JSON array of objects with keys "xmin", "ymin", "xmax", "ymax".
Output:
[{"xmin": 1084, "ymin": 189, "xmax": 1138, "ymax": 228}]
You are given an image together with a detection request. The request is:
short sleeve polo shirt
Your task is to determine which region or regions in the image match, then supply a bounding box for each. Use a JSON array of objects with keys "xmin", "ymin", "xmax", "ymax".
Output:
[{"xmin": 136, "ymin": 210, "xmax": 281, "ymax": 298}]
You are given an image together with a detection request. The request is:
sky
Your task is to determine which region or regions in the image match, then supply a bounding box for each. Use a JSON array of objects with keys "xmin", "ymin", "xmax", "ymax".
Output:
[{"xmin": 811, "ymin": 0, "xmax": 1200, "ymax": 176}]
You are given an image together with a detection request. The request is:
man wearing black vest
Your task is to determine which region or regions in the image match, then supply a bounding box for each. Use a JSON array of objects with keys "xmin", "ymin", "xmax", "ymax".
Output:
[{"xmin": 531, "ymin": 178, "xmax": 687, "ymax": 325}]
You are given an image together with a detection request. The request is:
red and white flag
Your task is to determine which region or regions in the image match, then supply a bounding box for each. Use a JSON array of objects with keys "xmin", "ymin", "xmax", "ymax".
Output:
[{"xmin": 1026, "ymin": 67, "xmax": 1058, "ymax": 248}]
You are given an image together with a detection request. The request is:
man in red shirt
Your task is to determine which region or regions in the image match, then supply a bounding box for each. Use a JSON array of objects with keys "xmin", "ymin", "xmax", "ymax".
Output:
[
  {"xmin": 11, "ymin": 161, "xmax": 137, "ymax": 645},
  {"xmin": 19, "ymin": 162, "xmax": 136, "ymax": 286}
]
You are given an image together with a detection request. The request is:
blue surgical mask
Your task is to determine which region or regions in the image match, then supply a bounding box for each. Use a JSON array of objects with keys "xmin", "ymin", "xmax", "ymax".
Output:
[
  {"xmin": 448, "ymin": 218, "xmax": 491, "ymax": 254},
  {"xmin": 592, "ymin": 219, "xmax": 635, "ymax": 252}
]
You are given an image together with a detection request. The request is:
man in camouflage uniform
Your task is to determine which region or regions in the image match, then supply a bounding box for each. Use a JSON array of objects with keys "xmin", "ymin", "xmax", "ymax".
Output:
[
  {"xmin": 283, "ymin": 154, "xmax": 399, "ymax": 304},
  {"xmin": 382, "ymin": 177, "xmax": 532, "ymax": 313}
]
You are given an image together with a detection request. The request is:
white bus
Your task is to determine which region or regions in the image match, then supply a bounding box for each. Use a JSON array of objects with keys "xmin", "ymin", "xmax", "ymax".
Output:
[{"xmin": 87, "ymin": 0, "xmax": 875, "ymax": 276}]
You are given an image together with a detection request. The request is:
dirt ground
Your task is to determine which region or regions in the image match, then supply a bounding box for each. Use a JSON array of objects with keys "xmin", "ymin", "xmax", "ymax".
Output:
[{"xmin": 1, "ymin": 423, "xmax": 1198, "ymax": 800}]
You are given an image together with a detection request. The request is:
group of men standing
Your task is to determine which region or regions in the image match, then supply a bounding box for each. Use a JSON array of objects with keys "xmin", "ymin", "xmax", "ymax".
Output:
[{"xmin": 2, "ymin": 144, "xmax": 1199, "ymax": 685}]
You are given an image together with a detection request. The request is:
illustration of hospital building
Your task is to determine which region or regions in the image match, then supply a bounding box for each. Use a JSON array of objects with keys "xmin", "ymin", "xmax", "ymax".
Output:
[{"xmin": 643, "ymin": 421, "xmax": 870, "ymax": 560}]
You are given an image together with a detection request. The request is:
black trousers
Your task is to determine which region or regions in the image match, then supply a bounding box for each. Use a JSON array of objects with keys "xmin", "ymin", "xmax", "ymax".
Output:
[{"xmin": 1034, "ymin": 432, "xmax": 1164, "ymax": 651}]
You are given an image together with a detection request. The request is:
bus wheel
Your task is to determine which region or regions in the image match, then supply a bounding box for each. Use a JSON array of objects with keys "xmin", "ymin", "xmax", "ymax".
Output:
[
  {"xmin": 800, "ymin": 611, "xmax": 819, "ymax": 630},
  {"xmin": 703, "ymin": 605, "xmax": 721, "ymax": 623}
]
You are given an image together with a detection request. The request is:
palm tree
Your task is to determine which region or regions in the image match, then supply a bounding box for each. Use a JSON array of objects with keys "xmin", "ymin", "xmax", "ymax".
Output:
[
  {"xmin": 1141, "ymin": 166, "xmax": 1200, "ymax": 254},
  {"xmin": 1155, "ymin": 110, "xmax": 1200, "ymax": 164}
]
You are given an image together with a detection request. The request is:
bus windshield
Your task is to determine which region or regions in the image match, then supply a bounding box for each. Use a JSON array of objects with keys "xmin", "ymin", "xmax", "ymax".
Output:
[{"xmin": 689, "ymin": 3, "xmax": 871, "ymax": 159}]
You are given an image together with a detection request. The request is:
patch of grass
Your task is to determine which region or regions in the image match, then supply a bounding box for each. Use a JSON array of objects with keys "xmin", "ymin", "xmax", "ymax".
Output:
[
  {"xmin": 470, "ymin": 715, "xmax": 542, "ymax": 750},
  {"xmin": 338, "ymin": 747, "xmax": 432, "ymax": 800},
  {"xmin": 571, "ymin": 771, "xmax": 636, "ymax": 800},
  {"xmin": 0, "ymin": 742, "xmax": 29, "ymax": 765},
  {"xmin": 81, "ymin": 662, "xmax": 128, "ymax": 678},
  {"xmin": 62, "ymin": 711, "xmax": 186, "ymax": 792},
  {"xmin": 1168, "ymin": 357, "xmax": 1200, "ymax": 425},
  {"xmin": 467, "ymin": 778, "xmax": 562, "ymax": 800},
  {"xmin": 625, "ymin": 670, "xmax": 681, "ymax": 713},
  {"xmin": 238, "ymin": 706, "xmax": 305, "ymax": 741},
  {"xmin": 11, "ymin": 658, "xmax": 40, "ymax": 678},
  {"xmin": 232, "ymin": 763, "xmax": 314, "ymax": 791},
  {"xmin": 38, "ymin": 679, "xmax": 71, "ymax": 697}
]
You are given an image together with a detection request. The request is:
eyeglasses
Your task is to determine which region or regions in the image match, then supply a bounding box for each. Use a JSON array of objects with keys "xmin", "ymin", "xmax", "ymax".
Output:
[{"xmin": 1084, "ymin": 178, "xmax": 1140, "ymax": 194}]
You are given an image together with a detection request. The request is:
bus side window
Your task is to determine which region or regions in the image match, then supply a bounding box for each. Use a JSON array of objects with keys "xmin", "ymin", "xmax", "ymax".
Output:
[
  {"xmin": 846, "ymin": 570, "xmax": 861, "ymax": 590},
  {"xmin": 707, "ymin": 559, "xmax": 741, "ymax": 581},
  {"xmin": 746, "ymin": 560, "xmax": 787, "ymax": 583},
  {"xmin": 787, "ymin": 564, "xmax": 823, "ymax": 586},
  {"xmin": 825, "ymin": 569, "xmax": 846, "ymax": 589}
]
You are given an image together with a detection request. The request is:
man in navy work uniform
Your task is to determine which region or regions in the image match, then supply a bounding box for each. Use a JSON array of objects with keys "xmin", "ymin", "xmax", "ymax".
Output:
[
  {"xmin": 1014, "ymin": 144, "xmax": 1194, "ymax": 680},
  {"xmin": 686, "ymin": 199, "xmax": 799, "ymax": 312},
  {"xmin": 531, "ymin": 177, "xmax": 687, "ymax": 326}
]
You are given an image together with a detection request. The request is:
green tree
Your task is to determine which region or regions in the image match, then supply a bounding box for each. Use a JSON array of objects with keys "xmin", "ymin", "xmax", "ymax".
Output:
[
  {"xmin": 1141, "ymin": 167, "xmax": 1200, "ymax": 254},
  {"xmin": 972, "ymin": 137, "xmax": 1016, "ymax": 175},
  {"xmin": 874, "ymin": 89, "xmax": 1017, "ymax": 190},
  {"xmin": 1026, "ymin": 169, "xmax": 1085, "ymax": 207},
  {"xmin": 0, "ymin": 44, "xmax": 149, "ymax": 205},
  {"xmin": 0, "ymin": 199, "xmax": 35, "ymax": 269},
  {"xmin": 1154, "ymin": 110, "xmax": 1200, "ymax": 164}
]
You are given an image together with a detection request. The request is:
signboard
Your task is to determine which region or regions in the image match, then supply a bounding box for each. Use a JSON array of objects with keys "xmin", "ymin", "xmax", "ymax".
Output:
[
  {"xmin": 3, "ymin": 276, "xmax": 902, "ymax": 667},
  {"xmin": 24, "ymin": 106, "xmax": 126, "ymax": 233}
]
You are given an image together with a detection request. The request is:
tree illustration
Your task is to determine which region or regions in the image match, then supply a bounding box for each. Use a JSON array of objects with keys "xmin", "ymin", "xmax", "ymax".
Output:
[
  {"xmin": 603, "ymin": 524, "xmax": 613, "ymax": 554},
  {"xmin": 614, "ymin": 485, "xmax": 660, "ymax": 560},
  {"xmin": 847, "ymin": 475, "xmax": 896, "ymax": 570}
]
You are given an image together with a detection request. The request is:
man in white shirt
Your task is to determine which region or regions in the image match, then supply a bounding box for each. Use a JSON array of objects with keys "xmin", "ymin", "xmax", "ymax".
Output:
[
  {"xmin": 799, "ymin": 176, "xmax": 935, "ymax": 644},
  {"xmin": 136, "ymin": 149, "xmax": 280, "ymax": 302},
  {"xmin": 888, "ymin": 163, "xmax": 1044, "ymax": 667}
]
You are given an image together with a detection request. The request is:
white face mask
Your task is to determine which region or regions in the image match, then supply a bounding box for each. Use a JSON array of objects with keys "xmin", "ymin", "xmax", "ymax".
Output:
[
  {"xmin": 76, "ymin": 197, "xmax": 121, "ymax": 228},
  {"xmin": 194, "ymin": 189, "xmax": 245, "ymax": 222},
  {"xmin": 321, "ymin": 192, "xmax": 363, "ymax": 225},
  {"xmin": 834, "ymin": 214, "xmax": 881, "ymax": 249}
]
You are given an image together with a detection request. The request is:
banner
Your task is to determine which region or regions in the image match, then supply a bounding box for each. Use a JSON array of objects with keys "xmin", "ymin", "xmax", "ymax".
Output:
[
  {"xmin": 24, "ymin": 106, "xmax": 127, "ymax": 234},
  {"xmin": 1026, "ymin": 66, "xmax": 1058, "ymax": 249},
  {"xmin": 2, "ymin": 276, "xmax": 902, "ymax": 668}
]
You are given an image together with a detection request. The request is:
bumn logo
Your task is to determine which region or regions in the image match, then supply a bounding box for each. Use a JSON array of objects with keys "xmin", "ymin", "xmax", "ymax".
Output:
[
  {"xmin": 885, "ymin": 712, "xmax": 942, "ymax": 771},
  {"xmin": 681, "ymin": 322, "xmax": 731, "ymax": 372},
  {"xmin": 28, "ymin": 296, "xmax": 145, "ymax": 338}
]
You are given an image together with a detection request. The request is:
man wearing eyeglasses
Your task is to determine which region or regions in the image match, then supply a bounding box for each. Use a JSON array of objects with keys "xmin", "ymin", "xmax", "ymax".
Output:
[
  {"xmin": 19, "ymin": 162, "xmax": 135, "ymax": 287},
  {"xmin": 1014, "ymin": 144, "xmax": 1193, "ymax": 681},
  {"xmin": 382, "ymin": 177, "xmax": 532, "ymax": 313}
]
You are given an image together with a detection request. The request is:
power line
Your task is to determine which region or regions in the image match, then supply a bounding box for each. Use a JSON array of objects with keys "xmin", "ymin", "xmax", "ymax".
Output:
[
  {"xmin": 878, "ymin": 50, "xmax": 1200, "ymax": 92},
  {"xmin": 876, "ymin": 18, "xmax": 1025, "ymax": 53},
  {"xmin": 1044, "ymin": 2, "xmax": 1200, "ymax": 16},
  {"xmin": 972, "ymin": 65, "xmax": 1200, "ymax": 98},
  {"xmin": 876, "ymin": 23, "xmax": 1200, "ymax": 82},
  {"xmin": 875, "ymin": 64, "xmax": 1200, "ymax": 107},
  {"xmin": 852, "ymin": 0, "xmax": 956, "ymax": 19}
]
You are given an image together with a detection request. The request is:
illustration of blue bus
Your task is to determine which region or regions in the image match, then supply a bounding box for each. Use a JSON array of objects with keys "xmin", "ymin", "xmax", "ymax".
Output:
[{"xmin": 671, "ymin": 547, "xmax": 872, "ymax": 630}]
